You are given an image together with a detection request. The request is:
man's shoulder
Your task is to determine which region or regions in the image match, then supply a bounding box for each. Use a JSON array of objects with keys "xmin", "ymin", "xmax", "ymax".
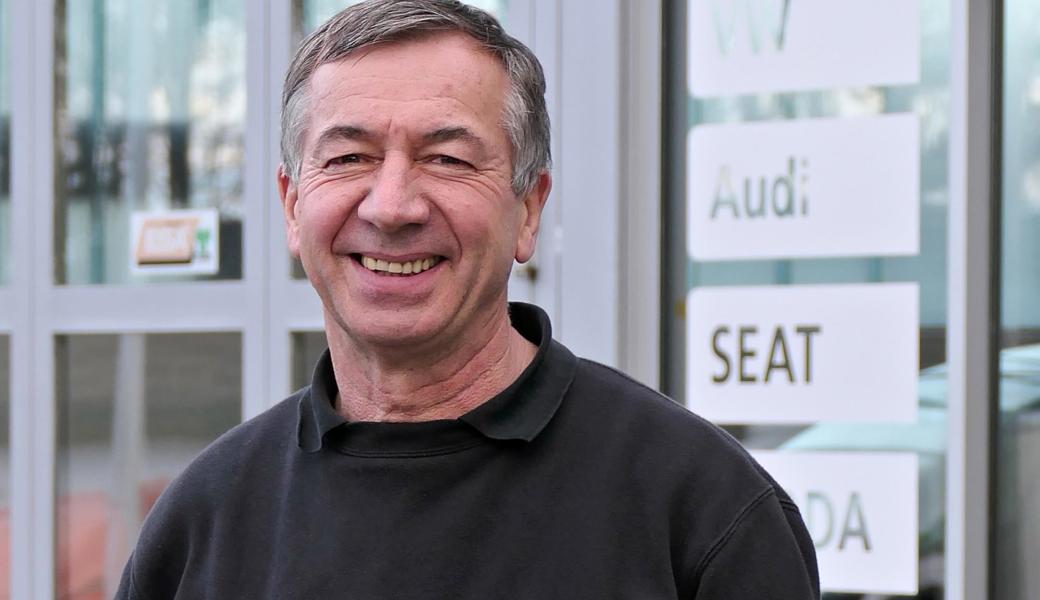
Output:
[
  {"xmin": 562, "ymin": 357, "xmax": 813, "ymax": 591},
  {"xmin": 565, "ymin": 356, "xmax": 781, "ymax": 494},
  {"xmin": 571, "ymin": 357, "xmax": 698, "ymax": 421},
  {"xmin": 122, "ymin": 390, "xmax": 308, "ymax": 597},
  {"xmin": 192, "ymin": 389, "xmax": 302, "ymax": 469},
  {"xmin": 147, "ymin": 389, "xmax": 304, "ymax": 514},
  {"xmin": 568, "ymin": 357, "xmax": 744, "ymax": 445}
]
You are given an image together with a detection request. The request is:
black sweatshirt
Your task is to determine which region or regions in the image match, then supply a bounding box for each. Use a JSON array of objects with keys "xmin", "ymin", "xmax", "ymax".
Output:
[{"xmin": 117, "ymin": 303, "xmax": 820, "ymax": 599}]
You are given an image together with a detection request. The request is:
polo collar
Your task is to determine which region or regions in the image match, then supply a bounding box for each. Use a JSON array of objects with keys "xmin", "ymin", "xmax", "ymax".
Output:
[{"xmin": 297, "ymin": 303, "xmax": 577, "ymax": 453}]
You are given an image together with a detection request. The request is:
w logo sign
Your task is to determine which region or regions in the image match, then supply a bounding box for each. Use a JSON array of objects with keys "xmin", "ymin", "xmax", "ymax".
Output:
[
  {"xmin": 711, "ymin": 0, "xmax": 791, "ymax": 55},
  {"xmin": 688, "ymin": 0, "xmax": 920, "ymax": 97}
]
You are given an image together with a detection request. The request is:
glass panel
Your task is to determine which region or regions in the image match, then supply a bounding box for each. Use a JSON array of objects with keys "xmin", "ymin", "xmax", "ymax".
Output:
[
  {"xmin": 995, "ymin": 0, "xmax": 1040, "ymax": 597},
  {"xmin": 288, "ymin": 0, "xmax": 510, "ymax": 279},
  {"xmin": 54, "ymin": 0, "xmax": 246, "ymax": 285},
  {"xmin": 665, "ymin": 1, "xmax": 949, "ymax": 597},
  {"xmin": 0, "ymin": 336, "xmax": 9, "ymax": 596},
  {"xmin": 0, "ymin": 0, "xmax": 10, "ymax": 286},
  {"xmin": 291, "ymin": 330, "xmax": 328, "ymax": 390},
  {"xmin": 55, "ymin": 333, "xmax": 241, "ymax": 599}
]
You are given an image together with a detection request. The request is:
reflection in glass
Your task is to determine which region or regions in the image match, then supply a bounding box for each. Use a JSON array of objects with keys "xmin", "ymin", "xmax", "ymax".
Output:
[
  {"xmin": 292, "ymin": 331, "xmax": 328, "ymax": 390},
  {"xmin": 996, "ymin": 0, "xmax": 1040, "ymax": 597},
  {"xmin": 1, "ymin": 0, "xmax": 10, "ymax": 285},
  {"xmin": 55, "ymin": 333, "xmax": 241, "ymax": 599},
  {"xmin": 55, "ymin": 0, "xmax": 246, "ymax": 285},
  {"xmin": 666, "ymin": 1, "xmax": 950, "ymax": 597}
]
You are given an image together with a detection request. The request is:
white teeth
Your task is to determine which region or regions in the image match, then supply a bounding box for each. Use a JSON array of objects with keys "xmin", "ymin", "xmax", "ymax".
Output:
[{"xmin": 360, "ymin": 255, "xmax": 440, "ymax": 275}]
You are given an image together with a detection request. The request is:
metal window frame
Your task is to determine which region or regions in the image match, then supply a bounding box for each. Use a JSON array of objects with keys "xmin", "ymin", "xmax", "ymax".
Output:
[
  {"xmin": 10, "ymin": 0, "xmax": 55, "ymax": 596},
  {"xmin": 660, "ymin": 0, "xmax": 687, "ymax": 400},
  {"xmin": 945, "ymin": 0, "xmax": 1001, "ymax": 598},
  {"xmin": 618, "ymin": 0, "xmax": 662, "ymax": 388},
  {"xmin": 523, "ymin": 0, "xmax": 663, "ymax": 384},
  {"xmin": 0, "ymin": 294, "xmax": 9, "ymax": 330},
  {"xmin": 556, "ymin": 0, "xmax": 621, "ymax": 366}
]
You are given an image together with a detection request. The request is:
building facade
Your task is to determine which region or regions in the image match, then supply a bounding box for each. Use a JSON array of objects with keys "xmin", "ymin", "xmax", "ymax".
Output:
[{"xmin": 0, "ymin": 0, "xmax": 1036, "ymax": 598}]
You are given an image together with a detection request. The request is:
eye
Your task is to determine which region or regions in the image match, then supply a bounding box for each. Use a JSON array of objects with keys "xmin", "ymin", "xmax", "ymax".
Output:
[
  {"xmin": 431, "ymin": 155, "xmax": 472, "ymax": 168},
  {"xmin": 326, "ymin": 154, "xmax": 363, "ymax": 167}
]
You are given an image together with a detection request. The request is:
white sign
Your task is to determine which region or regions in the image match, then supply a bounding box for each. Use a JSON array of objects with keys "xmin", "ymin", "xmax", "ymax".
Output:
[
  {"xmin": 686, "ymin": 283, "xmax": 918, "ymax": 423},
  {"xmin": 687, "ymin": 0, "xmax": 920, "ymax": 97},
  {"xmin": 130, "ymin": 209, "xmax": 220, "ymax": 275},
  {"xmin": 753, "ymin": 451, "xmax": 919, "ymax": 595},
  {"xmin": 687, "ymin": 114, "xmax": 920, "ymax": 261}
]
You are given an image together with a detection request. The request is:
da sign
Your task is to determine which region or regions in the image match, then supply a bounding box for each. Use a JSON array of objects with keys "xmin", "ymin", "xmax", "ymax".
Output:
[{"xmin": 753, "ymin": 451, "xmax": 919, "ymax": 595}]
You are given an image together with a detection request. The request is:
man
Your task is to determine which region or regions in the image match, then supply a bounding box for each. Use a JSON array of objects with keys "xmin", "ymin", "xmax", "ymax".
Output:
[{"xmin": 117, "ymin": 1, "xmax": 820, "ymax": 598}]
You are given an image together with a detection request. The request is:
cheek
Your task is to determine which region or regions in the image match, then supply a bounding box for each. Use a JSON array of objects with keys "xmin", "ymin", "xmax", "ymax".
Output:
[
  {"xmin": 446, "ymin": 204, "xmax": 523, "ymax": 265},
  {"xmin": 297, "ymin": 190, "xmax": 357, "ymax": 247},
  {"xmin": 426, "ymin": 179, "xmax": 521, "ymax": 237}
]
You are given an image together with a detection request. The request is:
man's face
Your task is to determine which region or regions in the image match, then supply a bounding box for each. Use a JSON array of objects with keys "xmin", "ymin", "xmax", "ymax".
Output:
[{"xmin": 280, "ymin": 33, "xmax": 549, "ymax": 354}]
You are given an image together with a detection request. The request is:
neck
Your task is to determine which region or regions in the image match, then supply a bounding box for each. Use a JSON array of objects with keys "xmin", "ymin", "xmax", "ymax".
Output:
[{"xmin": 327, "ymin": 304, "xmax": 537, "ymax": 422}]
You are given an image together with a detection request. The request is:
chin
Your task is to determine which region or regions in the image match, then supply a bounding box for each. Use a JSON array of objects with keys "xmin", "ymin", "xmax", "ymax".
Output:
[{"xmin": 339, "ymin": 309, "xmax": 446, "ymax": 349}]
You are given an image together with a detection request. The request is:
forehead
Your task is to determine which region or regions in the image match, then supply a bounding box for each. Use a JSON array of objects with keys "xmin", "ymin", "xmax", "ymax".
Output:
[{"xmin": 304, "ymin": 32, "xmax": 510, "ymax": 139}]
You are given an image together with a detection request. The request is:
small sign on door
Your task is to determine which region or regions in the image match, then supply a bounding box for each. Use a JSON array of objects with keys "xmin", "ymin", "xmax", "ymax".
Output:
[{"xmin": 130, "ymin": 209, "xmax": 219, "ymax": 275}]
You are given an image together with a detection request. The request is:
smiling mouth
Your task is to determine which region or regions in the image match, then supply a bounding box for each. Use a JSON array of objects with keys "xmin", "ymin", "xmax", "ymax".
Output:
[{"xmin": 354, "ymin": 254, "xmax": 443, "ymax": 276}]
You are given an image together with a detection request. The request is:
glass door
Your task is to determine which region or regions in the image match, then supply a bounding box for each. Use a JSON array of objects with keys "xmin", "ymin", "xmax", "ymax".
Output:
[{"xmin": 665, "ymin": 1, "xmax": 951, "ymax": 596}]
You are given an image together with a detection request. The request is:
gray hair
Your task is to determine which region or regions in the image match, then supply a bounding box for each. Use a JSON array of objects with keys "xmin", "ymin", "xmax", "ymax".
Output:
[{"xmin": 280, "ymin": 0, "xmax": 551, "ymax": 196}]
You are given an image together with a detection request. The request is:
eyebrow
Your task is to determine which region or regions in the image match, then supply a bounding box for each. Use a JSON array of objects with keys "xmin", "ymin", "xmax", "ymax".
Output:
[
  {"xmin": 311, "ymin": 124, "xmax": 490, "ymax": 156},
  {"xmin": 312, "ymin": 125, "xmax": 372, "ymax": 156},
  {"xmin": 422, "ymin": 126, "xmax": 485, "ymax": 149}
]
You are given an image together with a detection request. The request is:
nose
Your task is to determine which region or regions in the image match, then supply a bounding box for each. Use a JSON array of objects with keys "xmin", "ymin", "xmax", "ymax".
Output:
[{"xmin": 356, "ymin": 154, "xmax": 429, "ymax": 232}]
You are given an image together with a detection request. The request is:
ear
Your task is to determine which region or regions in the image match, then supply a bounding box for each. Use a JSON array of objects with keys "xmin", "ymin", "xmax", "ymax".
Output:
[
  {"xmin": 278, "ymin": 164, "xmax": 302, "ymax": 258},
  {"xmin": 514, "ymin": 170, "xmax": 552, "ymax": 263}
]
